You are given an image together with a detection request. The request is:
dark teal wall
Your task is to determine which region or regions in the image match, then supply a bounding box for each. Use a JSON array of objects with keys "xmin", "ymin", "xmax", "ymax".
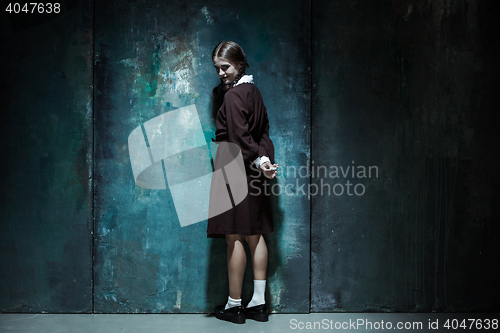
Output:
[
  {"xmin": 1, "ymin": 0, "xmax": 499, "ymax": 313},
  {"xmin": 0, "ymin": 1, "xmax": 93, "ymax": 312},
  {"xmin": 311, "ymin": 0, "xmax": 500, "ymax": 312}
]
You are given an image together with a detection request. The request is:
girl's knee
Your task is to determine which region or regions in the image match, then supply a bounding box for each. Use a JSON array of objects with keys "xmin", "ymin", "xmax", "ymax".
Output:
[
  {"xmin": 226, "ymin": 234, "xmax": 244, "ymax": 246},
  {"xmin": 244, "ymin": 234, "xmax": 263, "ymax": 246}
]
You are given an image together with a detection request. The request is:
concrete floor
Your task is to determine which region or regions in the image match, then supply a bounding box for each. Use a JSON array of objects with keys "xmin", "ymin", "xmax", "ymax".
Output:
[{"xmin": 1, "ymin": 313, "xmax": 498, "ymax": 333}]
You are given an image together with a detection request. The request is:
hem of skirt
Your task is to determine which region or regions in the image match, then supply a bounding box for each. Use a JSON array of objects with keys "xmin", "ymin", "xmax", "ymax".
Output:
[{"xmin": 207, "ymin": 228, "xmax": 273, "ymax": 238}]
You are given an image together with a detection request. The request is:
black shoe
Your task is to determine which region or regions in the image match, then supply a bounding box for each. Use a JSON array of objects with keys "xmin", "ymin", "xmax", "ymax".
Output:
[
  {"xmin": 244, "ymin": 303, "xmax": 268, "ymax": 322},
  {"xmin": 214, "ymin": 305, "xmax": 245, "ymax": 324}
]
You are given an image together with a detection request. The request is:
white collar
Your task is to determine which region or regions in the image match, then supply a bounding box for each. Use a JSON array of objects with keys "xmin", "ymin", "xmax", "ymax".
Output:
[{"xmin": 234, "ymin": 75, "xmax": 254, "ymax": 87}]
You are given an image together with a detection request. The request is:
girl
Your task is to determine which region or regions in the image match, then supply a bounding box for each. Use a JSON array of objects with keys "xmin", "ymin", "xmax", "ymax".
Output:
[{"xmin": 207, "ymin": 41, "xmax": 278, "ymax": 324}]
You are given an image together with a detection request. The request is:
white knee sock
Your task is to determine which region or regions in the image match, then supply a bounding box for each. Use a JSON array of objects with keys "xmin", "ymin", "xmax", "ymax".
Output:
[
  {"xmin": 225, "ymin": 296, "xmax": 242, "ymax": 310},
  {"xmin": 247, "ymin": 280, "xmax": 266, "ymax": 308}
]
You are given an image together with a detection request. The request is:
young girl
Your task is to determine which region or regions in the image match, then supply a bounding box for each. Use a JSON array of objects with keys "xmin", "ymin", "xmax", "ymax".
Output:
[{"xmin": 207, "ymin": 41, "xmax": 278, "ymax": 324}]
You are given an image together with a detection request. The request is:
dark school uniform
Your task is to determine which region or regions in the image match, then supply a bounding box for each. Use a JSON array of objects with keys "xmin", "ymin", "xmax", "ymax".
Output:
[{"xmin": 207, "ymin": 81, "xmax": 275, "ymax": 238}]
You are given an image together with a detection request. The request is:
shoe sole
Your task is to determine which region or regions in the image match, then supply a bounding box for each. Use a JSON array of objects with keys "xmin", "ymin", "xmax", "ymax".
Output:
[
  {"xmin": 215, "ymin": 313, "xmax": 246, "ymax": 324},
  {"xmin": 246, "ymin": 312, "xmax": 268, "ymax": 322}
]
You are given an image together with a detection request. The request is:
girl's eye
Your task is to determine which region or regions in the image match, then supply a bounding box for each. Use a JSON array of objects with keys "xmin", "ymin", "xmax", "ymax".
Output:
[{"xmin": 215, "ymin": 65, "xmax": 229, "ymax": 72}]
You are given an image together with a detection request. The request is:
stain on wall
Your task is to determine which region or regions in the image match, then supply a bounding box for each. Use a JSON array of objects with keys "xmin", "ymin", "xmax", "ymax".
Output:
[
  {"xmin": 0, "ymin": 1, "xmax": 93, "ymax": 312},
  {"xmin": 311, "ymin": 0, "xmax": 500, "ymax": 312}
]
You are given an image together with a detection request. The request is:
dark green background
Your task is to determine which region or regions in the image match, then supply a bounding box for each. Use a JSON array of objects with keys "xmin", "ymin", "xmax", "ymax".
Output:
[{"xmin": 1, "ymin": 0, "xmax": 498, "ymax": 313}]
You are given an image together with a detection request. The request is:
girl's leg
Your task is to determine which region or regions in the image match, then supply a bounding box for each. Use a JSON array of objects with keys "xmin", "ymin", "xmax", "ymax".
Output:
[
  {"xmin": 226, "ymin": 234, "xmax": 246, "ymax": 300},
  {"xmin": 245, "ymin": 235, "xmax": 268, "ymax": 308},
  {"xmin": 215, "ymin": 234, "xmax": 246, "ymax": 324},
  {"xmin": 244, "ymin": 234, "xmax": 268, "ymax": 280}
]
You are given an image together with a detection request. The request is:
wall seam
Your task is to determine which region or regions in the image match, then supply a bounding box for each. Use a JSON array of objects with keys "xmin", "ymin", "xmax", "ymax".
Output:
[
  {"xmin": 309, "ymin": 0, "xmax": 313, "ymax": 314},
  {"xmin": 91, "ymin": 0, "xmax": 96, "ymax": 314}
]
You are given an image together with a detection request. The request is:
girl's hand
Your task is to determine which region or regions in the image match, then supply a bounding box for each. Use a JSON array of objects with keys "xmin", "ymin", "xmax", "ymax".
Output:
[{"xmin": 260, "ymin": 162, "xmax": 278, "ymax": 179}]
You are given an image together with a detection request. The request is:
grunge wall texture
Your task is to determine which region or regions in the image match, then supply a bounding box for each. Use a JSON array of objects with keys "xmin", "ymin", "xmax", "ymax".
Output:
[
  {"xmin": 0, "ymin": 0, "xmax": 93, "ymax": 312},
  {"xmin": 311, "ymin": 0, "xmax": 500, "ymax": 312},
  {"xmin": 1, "ymin": 0, "xmax": 498, "ymax": 313}
]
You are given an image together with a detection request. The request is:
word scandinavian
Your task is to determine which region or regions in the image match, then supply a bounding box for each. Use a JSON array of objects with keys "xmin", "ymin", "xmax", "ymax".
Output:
[{"xmin": 250, "ymin": 160, "xmax": 379, "ymax": 198}]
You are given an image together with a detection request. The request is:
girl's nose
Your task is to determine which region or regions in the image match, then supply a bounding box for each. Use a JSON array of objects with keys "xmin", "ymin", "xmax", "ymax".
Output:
[{"xmin": 218, "ymin": 68, "xmax": 225, "ymax": 76}]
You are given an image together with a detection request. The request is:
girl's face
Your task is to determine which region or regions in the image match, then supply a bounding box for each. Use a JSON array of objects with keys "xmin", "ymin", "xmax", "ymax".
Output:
[{"xmin": 213, "ymin": 57, "xmax": 241, "ymax": 84}]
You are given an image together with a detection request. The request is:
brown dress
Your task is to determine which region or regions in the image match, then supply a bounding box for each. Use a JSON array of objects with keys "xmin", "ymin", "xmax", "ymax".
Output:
[{"xmin": 207, "ymin": 82, "xmax": 275, "ymax": 238}]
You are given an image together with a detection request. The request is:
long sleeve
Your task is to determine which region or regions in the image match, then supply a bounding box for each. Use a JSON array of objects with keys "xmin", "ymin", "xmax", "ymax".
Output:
[
  {"xmin": 224, "ymin": 90, "xmax": 260, "ymax": 163},
  {"xmin": 257, "ymin": 115, "xmax": 274, "ymax": 164},
  {"xmin": 215, "ymin": 84, "xmax": 275, "ymax": 166}
]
